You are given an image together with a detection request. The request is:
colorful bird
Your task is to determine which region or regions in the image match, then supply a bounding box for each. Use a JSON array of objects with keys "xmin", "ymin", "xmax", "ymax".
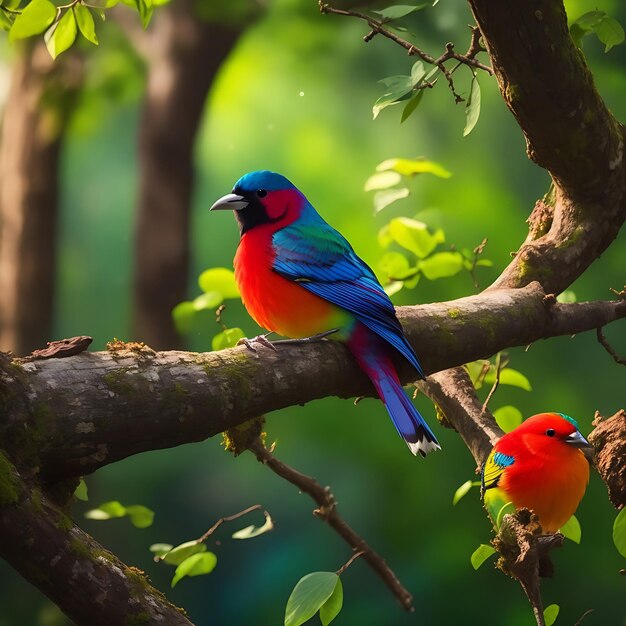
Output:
[
  {"xmin": 481, "ymin": 412, "xmax": 591, "ymax": 533},
  {"xmin": 210, "ymin": 170, "xmax": 439, "ymax": 456}
]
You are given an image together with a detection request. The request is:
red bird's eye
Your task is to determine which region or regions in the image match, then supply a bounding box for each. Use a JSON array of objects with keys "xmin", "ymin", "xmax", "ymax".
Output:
[
  {"xmin": 256, "ymin": 189, "xmax": 267, "ymax": 198},
  {"xmin": 545, "ymin": 428, "xmax": 556, "ymax": 437}
]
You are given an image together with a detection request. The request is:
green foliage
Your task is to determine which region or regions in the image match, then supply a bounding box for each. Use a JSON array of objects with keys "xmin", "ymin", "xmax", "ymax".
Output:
[
  {"xmin": 570, "ymin": 10, "xmax": 625, "ymax": 52},
  {"xmin": 560, "ymin": 515, "xmax": 581, "ymax": 544},
  {"xmin": 495, "ymin": 501, "xmax": 515, "ymax": 529},
  {"xmin": 150, "ymin": 540, "xmax": 207, "ymax": 565},
  {"xmin": 463, "ymin": 73, "xmax": 481, "ymax": 136},
  {"xmin": 452, "ymin": 479, "xmax": 480, "ymax": 505},
  {"xmin": 84, "ymin": 501, "xmax": 154, "ymax": 528},
  {"xmin": 74, "ymin": 478, "xmax": 88, "ymax": 501},
  {"xmin": 612, "ymin": 507, "xmax": 626, "ymax": 558},
  {"xmin": 466, "ymin": 356, "xmax": 532, "ymax": 392},
  {"xmin": 45, "ymin": 7, "xmax": 77, "ymax": 60},
  {"xmin": 5, "ymin": 0, "xmax": 157, "ymax": 56},
  {"xmin": 470, "ymin": 544, "xmax": 496, "ymax": 570},
  {"xmin": 493, "ymin": 405, "xmax": 523, "ymax": 433},
  {"xmin": 212, "ymin": 327, "xmax": 245, "ymax": 351},
  {"xmin": 372, "ymin": 4, "xmax": 429, "ymax": 22},
  {"xmin": 284, "ymin": 572, "xmax": 343, "ymax": 626},
  {"xmin": 543, "ymin": 604, "xmax": 560, "ymax": 626},
  {"xmin": 171, "ymin": 552, "xmax": 217, "ymax": 588},
  {"xmin": 232, "ymin": 510, "xmax": 274, "ymax": 539}
]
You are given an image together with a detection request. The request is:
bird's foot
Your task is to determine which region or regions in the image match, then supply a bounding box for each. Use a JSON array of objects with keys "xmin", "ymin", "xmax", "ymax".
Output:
[
  {"xmin": 273, "ymin": 328, "xmax": 339, "ymax": 345},
  {"xmin": 237, "ymin": 333, "xmax": 277, "ymax": 353}
]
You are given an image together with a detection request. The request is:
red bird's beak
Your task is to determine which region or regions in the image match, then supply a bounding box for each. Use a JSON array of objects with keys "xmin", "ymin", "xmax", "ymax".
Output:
[
  {"xmin": 564, "ymin": 430, "xmax": 591, "ymax": 449},
  {"xmin": 210, "ymin": 193, "xmax": 248, "ymax": 211}
]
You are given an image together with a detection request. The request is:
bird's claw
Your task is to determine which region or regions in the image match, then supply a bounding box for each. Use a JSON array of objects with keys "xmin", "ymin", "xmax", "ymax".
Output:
[{"xmin": 237, "ymin": 334, "xmax": 277, "ymax": 353}]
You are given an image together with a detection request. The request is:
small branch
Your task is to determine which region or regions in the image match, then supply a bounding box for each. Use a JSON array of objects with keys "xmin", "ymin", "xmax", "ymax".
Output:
[
  {"xmin": 196, "ymin": 504, "xmax": 263, "ymax": 543},
  {"xmin": 596, "ymin": 327, "xmax": 626, "ymax": 365},
  {"xmin": 481, "ymin": 352, "xmax": 503, "ymax": 414},
  {"xmin": 248, "ymin": 439, "xmax": 414, "ymax": 611},
  {"xmin": 336, "ymin": 549, "xmax": 365, "ymax": 576},
  {"xmin": 320, "ymin": 1, "xmax": 492, "ymax": 102}
]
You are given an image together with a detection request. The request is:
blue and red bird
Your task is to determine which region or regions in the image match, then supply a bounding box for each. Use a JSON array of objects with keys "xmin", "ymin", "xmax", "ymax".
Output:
[{"xmin": 210, "ymin": 170, "xmax": 439, "ymax": 456}]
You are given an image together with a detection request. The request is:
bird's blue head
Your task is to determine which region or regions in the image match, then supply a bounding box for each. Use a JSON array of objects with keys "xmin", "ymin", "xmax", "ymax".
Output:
[{"xmin": 210, "ymin": 170, "xmax": 304, "ymax": 235}]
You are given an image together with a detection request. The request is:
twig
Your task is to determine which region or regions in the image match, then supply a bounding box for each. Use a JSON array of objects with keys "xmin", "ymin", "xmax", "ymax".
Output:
[
  {"xmin": 596, "ymin": 327, "xmax": 626, "ymax": 365},
  {"xmin": 336, "ymin": 550, "xmax": 365, "ymax": 576},
  {"xmin": 574, "ymin": 609, "xmax": 595, "ymax": 626},
  {"xmin": 248, "ymin": 438, "xmax": 414, "ymax": 611},
  {"xmin": 196, "ymin": 504, "xmax": 264, "ymax": 544},
  {"xmin": 481, "ymin": 352, "xmax": 503, "ymax": 414},
  {"xmin": 319, "ymin": 2, "xmax": 492, "ymax": 103}
]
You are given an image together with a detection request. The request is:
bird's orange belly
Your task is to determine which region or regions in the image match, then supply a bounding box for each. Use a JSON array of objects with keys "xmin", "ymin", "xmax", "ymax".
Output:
[{"xmin": 234, "ymin": 243, "xmax": 349, "ymax": 339}]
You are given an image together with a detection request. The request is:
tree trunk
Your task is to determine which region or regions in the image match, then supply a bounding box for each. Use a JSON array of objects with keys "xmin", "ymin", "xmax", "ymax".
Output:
[
  {"xmin": 0, "ymin": 43, "xmax": 82, "ymax": 356},
  {"xmin": 133, "ymin": 0, "xmax": 242, "ymax": 349}
]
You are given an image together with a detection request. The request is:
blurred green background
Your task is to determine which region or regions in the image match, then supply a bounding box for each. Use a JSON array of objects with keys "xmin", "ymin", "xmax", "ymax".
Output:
[{"xmin": 1, "ymin": 0, "xmax": 625, "ymax": 624}]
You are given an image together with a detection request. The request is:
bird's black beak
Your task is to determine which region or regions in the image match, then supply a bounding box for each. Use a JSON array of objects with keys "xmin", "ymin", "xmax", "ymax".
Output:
[{"xmin": 209, "ymin": 193, "xmax": 248, "ymax": 211}]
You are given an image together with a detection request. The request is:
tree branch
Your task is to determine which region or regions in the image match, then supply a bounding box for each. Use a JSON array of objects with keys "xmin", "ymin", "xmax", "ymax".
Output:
[
  {"xmin": 2, "ymin": 284, "xmax": 624, "ymax": 480},
  {"xmin": 0, "ymin": 453, "xmax": 193, "ymax": 626}
]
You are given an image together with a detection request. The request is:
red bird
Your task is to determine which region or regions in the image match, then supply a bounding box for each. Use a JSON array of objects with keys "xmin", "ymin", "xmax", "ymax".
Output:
[{"xmin": 482, "ymin": 412, "xmax": 591, "ymax": 533}]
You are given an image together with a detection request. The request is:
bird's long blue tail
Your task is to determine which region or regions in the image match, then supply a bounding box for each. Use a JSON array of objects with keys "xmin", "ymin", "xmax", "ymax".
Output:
[{"xmin": 348, "ymin": 326, "xmax": 440, "ymax": 457}]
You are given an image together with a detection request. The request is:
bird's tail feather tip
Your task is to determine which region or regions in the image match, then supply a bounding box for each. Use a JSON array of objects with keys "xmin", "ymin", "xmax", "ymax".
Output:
[{"xmin": 406, "ymin": 432, "xmax": 441, "ymax": 458}]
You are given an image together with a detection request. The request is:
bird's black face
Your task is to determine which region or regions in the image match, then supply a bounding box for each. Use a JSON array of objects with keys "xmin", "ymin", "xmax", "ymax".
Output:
[{"xmin": 210, "ymin": 185, "xmax": 292, "ymax": 236}]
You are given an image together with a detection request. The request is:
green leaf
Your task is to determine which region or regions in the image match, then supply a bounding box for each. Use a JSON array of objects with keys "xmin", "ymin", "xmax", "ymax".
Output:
[
  {"xmin": 232, "ymin": 511, "xmax": 274, "ymax": 539},
  {"xmin": 493, "ymin": 405, "xmax": 523, "ymax": 433},
  {"xmin": 45, "ymin": 8, "xmax": 77, "ymax": 59},
  {"xmin": 498, "ymin": 368, "xmax": 532, "ymax": 391},
  {"xmin": 319, "ymin": 577, "xmax": 343, "ymax": 626},
  {"xmin": 373, "ymin": 188, "xmax": 409, "ymax": 213},
  {"xmin": 158, "ymin": 540, "xmax": 207, "ymax": 566},
  {"xmin": 373, "ymin": 4, "xmax": 428, "ymax": 21},
  {"xmin": 198, "ymin": 267, "xmax": 240, "ymax": 298},
  {"xmin": 171, "ymin": 552, "xmax": 217, "ymax": 588},
  {"xmin": 463, "ymin": 74, "xmax": 481, "ymax": 136},
  {"xmin": 212, "ymin": 327, "xmax": 245, "ymax": 351},
  {"xmin": 373, "ymin": 75, "xmax": 413, "ymax": 119},
  {"xmin": 470, "ymin": 544, "xmax": 496, "ymax": 570},
  {"xmin": 410, "ymin": 60, "xmax": 425, "ymax": 87},
  {"xmin": 85, "ymin": 500, "xmax": 127, "ymax": 520},
  {"xmin": 125, "ymin": 505, "xmax": 155, "ymax": 528},
  {"xmin": 379, "ymin": 252, "xmax": 416, "ymax": 281},
  {"xmin": 376, "ymin": 157, "xmax": 451, "ymax": 178},
  {"xmin": 419, "ymin": 251, "xmax": 464, "ymax": 280},
  {"xmin": 388, "ymin": 217, "xmax": 444, "ymax": 258},
  {"xmin": 193, "ymin": 291, "xmax": 223, "ymax": 311},
  {"xmin": 0, "ymin": 8, "xmax": 14, "ymax": 32},
  {"xmin": 364, "ymin": 171, "xmax": 402, "ymax": 191},
  {"xmin": 560, "ymin": 514, "xmax": 581, "ymax": 544},
  {"xmin": 612, "ymin": 507, "xmax": 626, "ymax": 558},
  {"xmin": 377, "ymin": 224, "xmax": 393, "ymax": 249},
  {"xmin": 74, "ymin": 478, "xmax": 88, "ymax": 501},
  {"xmin": 9, "ymin": 0, "xmax": 56, "ymax": 41},
  {"xmin": 172, "ymin": 301, "xmax": 196, "ymax": 334},
  {"xmin": 496, "ymin": 501, "xmax": 516, "ymax": 529},
  {"xmin": 285, "ymin": 572, "xmax": 340, "ymax": 626},
  {"xmin": 544, "ymin": 604, "xmax": 560, "ymax": 626},
  {"xmin": 595, "ymin": 15, "xmax": 625, "ymax": 52},
  {"xmin": 400, "ymin": 90, "xmax": 424, "ymax": 123},
  {"xmin": 556, "ymin": 290, "xmax": 577, "ymax": 303},
  {"xmin": 74, "ymin": 4, "xmax": 98, "ymax": 44},
  {"xmin": 384, "ymin": 280, "xmax": 404, "ymax": 297},
  {"xmin": 453, "ymin": 480, "xmax": 474, "ymax": 506},
  {"xmin": 149, "ymin": 543, "xmax": 173, "ymax": 558},
  {"xmin": 134, "ymin": 0, "xmax": 153, "ymax": 28}
]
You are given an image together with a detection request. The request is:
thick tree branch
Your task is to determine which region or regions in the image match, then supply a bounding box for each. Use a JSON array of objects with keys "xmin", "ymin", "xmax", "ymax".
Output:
[
  {"xmin": 0, "ymin": 453, "xmax": 192, "ymax": 626},
  {"xmin": 1, "ymin": 283, "xmax": 624, "ymax": 481}
]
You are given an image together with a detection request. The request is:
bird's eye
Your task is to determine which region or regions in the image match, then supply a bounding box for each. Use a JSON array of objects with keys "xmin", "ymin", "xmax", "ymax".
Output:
[
  {"xmin": 545, "ymin": 428, "xmax": 556, "ymax": 437},
  {"xmin": 256, "ymin": 189, "xmax": 267, "ymax": 198}
]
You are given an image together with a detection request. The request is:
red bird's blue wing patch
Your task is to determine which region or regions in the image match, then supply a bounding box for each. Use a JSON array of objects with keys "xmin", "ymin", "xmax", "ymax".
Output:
[{"xmin": 481, "ymin": 450, "xmax": 515, "ymax": 495}]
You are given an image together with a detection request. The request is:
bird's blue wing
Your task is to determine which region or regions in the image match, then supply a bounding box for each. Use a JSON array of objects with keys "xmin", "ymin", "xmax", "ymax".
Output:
[{"xmin": 271, "ymin": 218, "xmax": 424, "ymax": 377}]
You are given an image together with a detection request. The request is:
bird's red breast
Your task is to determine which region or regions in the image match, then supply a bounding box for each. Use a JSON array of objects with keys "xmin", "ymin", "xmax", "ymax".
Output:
[{"xmin": 233, "ymin": 201, "xmax": 348, "ymax": 338}]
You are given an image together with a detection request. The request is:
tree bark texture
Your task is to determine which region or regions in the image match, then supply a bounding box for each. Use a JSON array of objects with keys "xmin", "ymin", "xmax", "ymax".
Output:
[
  {"xmin": 133, "ymin": 0, "xmax": 243, "ymax": 349},
  {"xmin": 0, "ymin": 43, "xmax": 82, "ymax": 356}
]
